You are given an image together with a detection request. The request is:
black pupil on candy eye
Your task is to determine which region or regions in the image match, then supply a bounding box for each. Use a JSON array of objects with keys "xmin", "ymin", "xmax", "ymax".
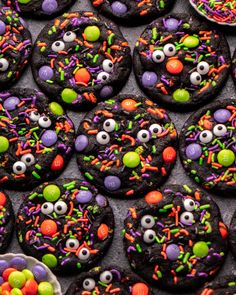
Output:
[
  {"xmin": 102, "ymin": 134, "xmax": 107, "ymax": 139},
  {"xmin": 103, "ymin": 75, "xmax": 107, "ymax": 80},
  {"xmin": 105, "ymin": 122, "xmax": 110, "ymax": 126},
  {"xmin": 16, "ymin": 166, "xmax": 22, "ymax": 171},
  {"xmin": 55, "ymin": 42, "xmax": 61, "ymax": 46},
  {"xmin": 69, "ymin": 242, "xmax": 75, "ymax": 248},
  {"xmin": 0, "ymin": 63, "xmax": 3, "ymax": 68},
  {"xmin": 190, "ymin": 201, "xmax": 194, "ymax": 206},
  {"xmin": 26, "ymin": 158, "xmax": 31, "ymax": 163},
  {"xmin": 142, "ymin": 133, "xmax": 147, "ymax": 138},
  {"xmin": 43, "ymin": 117, "xmax": 48, "ymax": 121},
  {"xmin": 185, "ymin": 215, "xmax": 189, "ymax": 220},
  {"xmin": 66, "ymin": 32, "xmax": 71, "ymax": 36},
  {"xmin": 156, "ymin": 55, "xmax": 161, "ymax": 59},
  {"xmin": 149, "ymin": 234, "xmax": 154, "ymax": 239},
  {"xmin": 82, "ymin": 250, "xmax": 87, "ymax": 255},
  {"xmin": 169, "ymin": 47, "xmax": 173, "ymax": 52},
  {"xmin": 202, "ymin": 133, "xmax": 207, "ymax": 138},
  {"xmin": 146, "ymin": 218, "xmax": 151, "ymax": 223},
  {"xmin": 196, "ymin": 76, "xmax": 200, "ymax": 81},
  {"xmin": 85, "ymin": 281, "xmax": 89, "ymax": 286},
  {"xmin": 106, "ymin": 275, "xmax": 111, "ymax": 281},
  {"xmin": 57, "ymin": 206, "xmax": 62, "ymax": 211},
  {"xmin": 43, "ymin": 205, "xmax": 48, "ymax": 209},
  {"xmin": 153, "ymin": 128, "xmax": 159, "ymax": 133},
  {"xmin": 218, "ymin": 126, "xmax": 223, "ymax": 130},
  {"xmin": 200, "ymin": 66, "xmax": 204, "ymax": 70},
  {"xmin": 108, "ymin": 63, "xmax": 112, "ymax": 67}
]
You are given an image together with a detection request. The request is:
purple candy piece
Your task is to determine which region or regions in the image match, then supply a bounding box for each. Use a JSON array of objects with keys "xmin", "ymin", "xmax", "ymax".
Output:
[
  {"xmin": 104, "ymin": 176, "xmax": 121, "ymax": 191},
  {"xmin": 100, "ymin": 86, "xmax": 113, "ymax": 98},
  {"xmin": 185, "ymin": 143, "xmax": 202, "ymax": 160},
  {"xmin": 0, "ymin": 261, "xmax": 9, "ymax": 274},
  {"xmin": 96, "ymin": 194, "xmax": 107, "ymax": 207},
  {"xmin": 166, "ymin": 244, "xmax": 180, "ymax": 260},
  {"xmin": 42, "ymin": 0, "xmax": 58, "ymax": 14},
  {"xmin": 141, "ymin": 71, "xmax": 157, "ymax": 87},
  {"xmin": 213, "ymin": 109, "xmax": 231, "ymax": 123},
  {"xmin": 10, "ymin": 257, "xmax": 27, "ymax": 270},
  {"xmin": 76, "ymin": 190, "xmax": 93, "ymax": 203},
  {"xmin": 75, "ymin": 135, "xmax": 88, "ymax": 152},
  {"xmin": 3, "ymin": 96, "xmax": 20, "ymax": 111},
  {"xmin": 41, "ymin": 130, "xmax": 58, "ymax": 147},
  {"xmin": 111, "ymin": 1, "xmax": 127, "ymax": 15},
  {"xmin": 165, "ymin": 18, "xmax": 179, "ymax": 31},
  {"xmin": 39, "ymin": 66, "xmax": 54, "ymax": 81},
  {"xmin": 0, "ymin": 20, "xmax": 6, "ymax": 35},
  {"xmin": 32, "ymin": 265, "xmax": 47, "ymax": 282}
]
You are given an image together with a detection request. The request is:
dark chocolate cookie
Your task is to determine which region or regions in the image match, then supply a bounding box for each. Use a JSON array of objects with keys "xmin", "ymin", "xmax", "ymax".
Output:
[
  {"xmin": 65, "ymin": 266, "xmax": 153, "ymax": 294},
  {"xmin": 0, "ymin": 190, "xmax": 14, "ymax": 253},
  {"xmin": 0, "ymin": 88, "xmax": 75, "ymax": 190},
  {"xmin": 0, "ymin": 7, "xmax": 32, "ymax": 89},
  {"xmin": 233, "ymin": 49, "xmax": 236, "ymax": 85},
  {"xmin": 75, "ymin": 94, "xmax": 178, "ymax": 198},
  {"xmin": 179, "ymin": 99, "xmax": 236, "ymax": 196},
  {"xmin": 89, "ymin": 0, "xmax": 174, "ymax": 26},
  {"xmin": 16, "ymin": 179, "xmax": 114, "ymax": 274},
  {"xmin": 123, "ymin": 185, "xmax": 228, "ymax": 291},
  {"xmin": 229, "ymin": 210, "xmax": 236, "ymax": 259},
  {"xmin": 198, "ymin": 276, "xmax": 236, "ymax": 294},
  {"xmin": 133, "ymin": 14, "xmax": 231, "ymax": 111},
  {"xmin": 31, "ymin": 11, "xmax": 132, "ymax": 110},
  {"xmin": 2, "ymin": 0, "xmax": 76, "ymax": 19}
]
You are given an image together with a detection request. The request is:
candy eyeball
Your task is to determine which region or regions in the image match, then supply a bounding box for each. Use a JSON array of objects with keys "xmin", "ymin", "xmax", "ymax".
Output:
[
  {"xmin": 100, "ymin": 271, "xmax": 113, "ymax": 284},
  {"xmin": 83, "ymin": 278, "xmax": 96, "ymax": 291},
  {"xmin": 103, "ymin": 119, "xmax": 116, "ymax": 133},
  {"xmin": 163, "ymin": 43, "xmax": 176, "ymax": 57},
  {"xmin": 143, "ymin": 229, "xmax": 156, "ymax": 243},
  {"xmin": 137, "ymin": 130, "xmax": 150, "ymax": 143},
  {"xmin": 97, "ymin": 72, "xmax": 110, "ymax": 83},
  {"xmin": 149, "ymin": 124, "xmax": 162, "ymax": 136},
  {"xmin": 63, "ymin": 31, "xmax": 76, "ymax": 42},
  {"xmin": 54, "ymin": 201, "xmax": 68, "ymax": 215},
  {"xmin": 0, "ymin": 58, "xmax": 9, "ymax": 72},
  {"xmin": 78, "ymin": 247, "xmax": 90, "ymax": 260},
  {"xmin": 13, "ymin": 161, "xmax": 27, "ymax": 175},
  {"xmin": 180, "ymin": 212, "xmax": 194, "ymax": 226},
  {"xmin": 96, "ymin": 131, "xmax": 110, "ymax": 145},
  {"xmin": 102, "ymin": 59, "xmax": 114, "ymax": 73},
  {"xmin": 141, "ymin": 215, "xmax": 155, "ymax": 229},
  {"xmin": 152, "ymin": 50, "xmax": 165, "ymax": 63},
  {"xmin": 38, "ymin": 116, "xmax": 52, "ymax": 128},
  {"xmin": 51, "ymin": 41, "xmax": 65, "ymax": 52},
  {"xmin": 66, "ymin": 238, "xmax": 80, "ymax": 250},
  {"xmin": 197, "ymin": 61, "xmax": 210, "ymax": 75},
  {"xmin": 213, "ymin": 124, "xmax": 227, "ymax": 137},
  {"xmin": 21, "ymin": 153, "xmax": 35, "ymax": 167},
  {"xmin": 183, "ymin": 199, "xmax": 196, "ymax": 212},
  {"xmin": 41, "ymin": 202, "xmax": 54, "ymax": 215},
  {"xmin": 199, "ymin": 130, "xmax": 213, "ymax": 144},
  {"xmin": 29, "ymin": 111, "xmax": 40, "ymax": 122},
  {"xmin": 190, "ymin": 72, "xmax": 202, "ymax": 85}
]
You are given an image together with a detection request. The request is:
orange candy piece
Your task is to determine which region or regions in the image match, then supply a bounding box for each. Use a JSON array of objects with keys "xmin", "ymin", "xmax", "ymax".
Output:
[
  {"xmin": 2, "ymin": 268, "xmax": 17, "ymax": 281},
  {"xmin": 40, "ymin": 219, "xmax": 58, "ymax": 236},
  {"xmin": 162, "ymin": 146, "xmax": 177, "ymax": 164},
  {"xmin": 24, "ymin": 279, "xmax": 38, "ymax": 295},
  {"xmin": 219, "ymin": 221, "xmax": 228, "ymax": 239},
  {"xmin": 121, "ymin": 99, "xmax": 137, "ymax": 112},
  {"xmin": 132, "ymin": 282, "xmax": 149, "ymax": 295},
  {"xmin": 51, "ymin": 154, "xmax": 64, "ymax": 171},
  {"xmin": 145, "ymin": 191, "xmax": 163, "ymax": 204},
  {"xmin": 1, "ymin": 282, "xmax": 11, "ymax": 292},
  {"xmin": 74, "ymin": 68, "xmax": 91, "ymax": 84},
  {"xmin": 97, "ymin": 224, "xmax": 109, "ymax": 240},
  {"xmin": 0, "ymin": 192, "xmax": 6, "ymax": 206},
  {"xmin": 166, "ymin": 59, "xmax": 183, "ymax": 74},
  {"xmin": 2, "ymin": 291, "xmax": 10, "ymax": 295}
]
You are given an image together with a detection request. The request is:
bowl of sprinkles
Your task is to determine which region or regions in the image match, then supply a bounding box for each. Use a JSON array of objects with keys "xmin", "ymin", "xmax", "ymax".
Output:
[{"xmin": 189, "ymin": 0, "xmax": 236, "ymax": 26}]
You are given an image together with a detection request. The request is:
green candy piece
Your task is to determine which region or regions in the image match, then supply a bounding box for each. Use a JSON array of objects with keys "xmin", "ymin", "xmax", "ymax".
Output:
[
  {"xmin": 42, "ymin": 254, "xmax": 58, "ymax": 268},
  {"xmin": 123, "ymin": 152, "xmax": 140, "ymax": 168},
  {"xmin": 217, "ymin": 149, "xmax": 235, "ymax": 167},
  {"xmin": 193, "ymin": 241, "xmax": 209, "ymax": 258},
  {"xmin": 61, "ymin": 88, "xmax": 77, "ymax": 103},
  {"xmin": 43, "ymin": 184, "xmax": 61, "ymax": 202},
  {"xmin": 11, "ymin": 288, "xmax": 23, "ymax": 295},
  {"xmin": 0, "ymin": 136, "xmax": 9, "ymax": 153},
  {"xmin": 173, "ymin": 89, "xmax": 190, "ymax": 102},
  {"xmin": 183, "ymin": 36, "xmax": 199, "ymax": 48},
  {"xmin": 49, "ymin": 102, "xmax": 64, "ymax": 116},
  {"xmin": 22, "ymin": 269, "xmax": 34, "ymax": 280},
  {"xmin": 8, "ymin": 271, "xmax": 26, "ymax": 289},
  {"xmin": 38, "ymin": 282, "xmax": 54, "ymax": 295},
  {"xmin": 84, "ymin": 26, "xmax": 100, "ymax": 42},
  {"xmin": 18, "ymin": 0, "xmax": 31, "ymax": 3}
]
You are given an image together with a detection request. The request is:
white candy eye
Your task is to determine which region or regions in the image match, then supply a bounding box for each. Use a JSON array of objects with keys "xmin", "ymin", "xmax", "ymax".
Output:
[
  {"xmin": 152, "ymin": 50, "xmax": 165, "ymax": 63},
  {"xmin": 0, "ymin": 58, "xmax": 9, "ymax": 72},
  {"xmin": 13, "ymin": 161, "xmax": 26, "ymax": 175},
  {"xmin": 96, "ymin": 131, "xmax": 110, "ymax": 145},
  {"xmin": 137, "ymin": 130, "xmax": 150, "ymax": 143},
  {"xmin": 41, "ymin": 202, "xmax": 54, "ymax": 215},
  {"xmin": 199, "ymin": 130, "xmax": 213, "ymax": 144},
  {"xmin": 103, "ymin": 119, "xmax": 116, "ymax": 132},
  {"xmin": 183, "ymin": 199, "xmax": 196, "ymax": 212},
  {"xmin": 163, "ymin": 43, "xmax": 176, "ymax": 57},
  {"xmin": 141, "ymin": 215, "xmax": 155, "ymax": 229},
  {"xmin": 97, "ymin": 72, "xmax": 110, "ymax": 83},
  {"xmin": 51, "ymin": 41, "xmax": 65, "ymax": 52},
  {"xmin": 197, "ymin": 61, "xmax": 210, "ymax": 75},
  {"xmin": 83, "ymin": 278, "xmax": 96, "ymax": 291},
  {"xmin": 213, "ymin": 124, "xmax": 227, "ymax": 137},
  {"xmin": 54, "ymin": 201, "xmax": 68, "ymax": 215},
  {"xmin": 100, "ymin": 271, "xmax": 113, "ymax": 284},
  {"xmin": 66, "ymin": 238, "xmax": 80, "ymax": 250},
  {"xmin": 63, "ymin": 31, "xmax": 76, "ymax": 42},
  {"xmin": 102, "ymin": 59, "xmax": 114, "ymax": 73},
  {"xmin": 149, "ymin": 124, "xmax": 162, "ymax": 136},
  {"xmin": 143, "ymin": 229, "xmax": 156, "ymax": 244},
  {"xmin": 78, "ymin": 247, "xmax": 90, "ymax": 260},
  {"xmin": 38, "ymin": 116, "xmax": 51, "ymax": 128},
  {"xmin": 21, "ymin": 153, "xmax": 35, "ymax": 167},
  {"xmin": 29, "ymin": 111, "xmax": 40, "ymax": 122},
  {"xmin": 190, "ymin": 71, "xmax": 202, "ymax": 85},
  {"xmin": 180, "ymin": 212, "xmax": 194, "ymax": 226}
]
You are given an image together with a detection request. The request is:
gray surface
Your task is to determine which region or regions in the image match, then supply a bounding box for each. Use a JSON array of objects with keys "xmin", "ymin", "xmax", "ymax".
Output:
[{"xmin": 1, "ymin": 0, "xmax": 236, "ymax": 294}]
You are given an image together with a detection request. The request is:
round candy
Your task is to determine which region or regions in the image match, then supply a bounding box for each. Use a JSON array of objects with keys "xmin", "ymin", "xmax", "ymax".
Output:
[
  {"xmin": 193, "ymin": 241, "xmax": 209, "ymax": 258},
  {"xmin": 84, "ymin": 26, "xmax": 100, "ymax": 42},
  {"xmin": 217, "ymin": 149, "xmax": 235, "ymax": 167},
  {"xmin": 166, "ymin": 244, "xmax": 180, "ymax": 261},
  {"xmin": 76, "ymin": 190, "xmax": 93, "ymax": 203},
  {"xmin": 0, "ymin": 137, "xmax": 9, "ymax": 153},
  {"xmin": 3, "ymin": 97, "xmax": 20, "ymax": 111},
  {"xmin": 123, "ymin": 152, "xmax": 140, "ymax": 168},
  {"xmin": 183, "ymin": 36, "xmax": 199, "ymax": 48},
  {"xmin": 42, "ymin": 255, "xmax": 57, "ymax": 269},
  {"xmin": 41, "ymin": 130, "xmax": 58, "ymax": 147},
  {"xmin": 104, "ymin": 176, "xmax": 121, "ymax": 191},
  {"xmin": 38, "ymin": 282, "xmax": 53, "ymax": 295},
  {"xmin": 185, "ymin": 143, "xmax": 202, "ymax": 160},
  {"xmin": 214, "ymin": 109, "xmax": 231, "ymax": 123},
  {"xmin": 9, "ymin": 258, "xmax": 27, "ymax": 271},
  {"xmin": 38, "ymin": 66, "xmax": 54, "ymax": 81},
  {"xmin": 141, "ymin": 72, "xmax": 157, "ymax": 87},
  {"xmin": 173, "ymin": 89, "xmax": 190, "ymax": 102},
  {"xmin": 75, "ymin": 135, "xmax": 89, "ymax": 152},
  {"xmin": 43, "ymin": 185, "xmax": 61, "ymax": 202},
  {"xmin": 32, "ymin": 265, "xmax": 47, "ymax": 282},
  {"xmin": 165, "ymin": 18, "xmax": 179, "ymax": 31},
  {"xmin": 8, "ymin": 272, "xmax": 26, "ymax": 288},
  {"xmin": 49, "ymin": 102, "xmax": 64, "ymax": 116},
  {"xmin": 111, "ymin": 2, "xmax": 127, "ymax": 15}
]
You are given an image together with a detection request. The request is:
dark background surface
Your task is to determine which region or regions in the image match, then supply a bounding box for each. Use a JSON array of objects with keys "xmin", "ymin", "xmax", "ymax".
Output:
[{"xmin": 1, "ymin": 0, "xmax": 236, "ymax": 294}]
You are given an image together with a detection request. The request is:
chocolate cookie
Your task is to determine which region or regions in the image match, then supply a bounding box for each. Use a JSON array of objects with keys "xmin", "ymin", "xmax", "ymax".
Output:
[
  {"xmin": 229, "ymin": 210, "xmax": 236, "ymax": 259},
  {"xmin": 2, "ymin": 0, "xmax": 76, "ymax": 19},
  {"xmin": 31, "ymin": 11, "xmax": 132, "ymax": 110},
  {"xmin": 123, "ymin": 185, "xmax": 228, "ymax": 291},
  {"xmin": 0, "ymin": 7, "xmax": 32, "ymax": 89},
  {"xmin": 0, "ymin": 88, "xmax": 75, "ymax": 190},
  {"xmin": 75, "ymin": 94, "xmax": 178, "ymax": 198},
  {"xmin": 65, "ymin": 266, "xmax": 153, "ymax": 294},
  {"xmin": 16, "ymin": 179, "xmax": 114, "ymax": 274},
  {"xmin": 233, "ymin": 49, "xmax": 236, "ymax": 85},
  {"xmin": 133, "ymin": 14, "xmax": 231, "ymax": 111},
  {"xmin": 198, "ymin": 276, "xmax": 236, "ymax": 294},
  {"xmin": 0, "ymin": 191, "xmax": 14, "ymax": 253},
  {"xmin": 179, "ymin": 99, "xmax": 236, "ymax": 195},
  {"xmin": 89, "ymin": 0, "xmax": 174, "ymax": 26}
]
